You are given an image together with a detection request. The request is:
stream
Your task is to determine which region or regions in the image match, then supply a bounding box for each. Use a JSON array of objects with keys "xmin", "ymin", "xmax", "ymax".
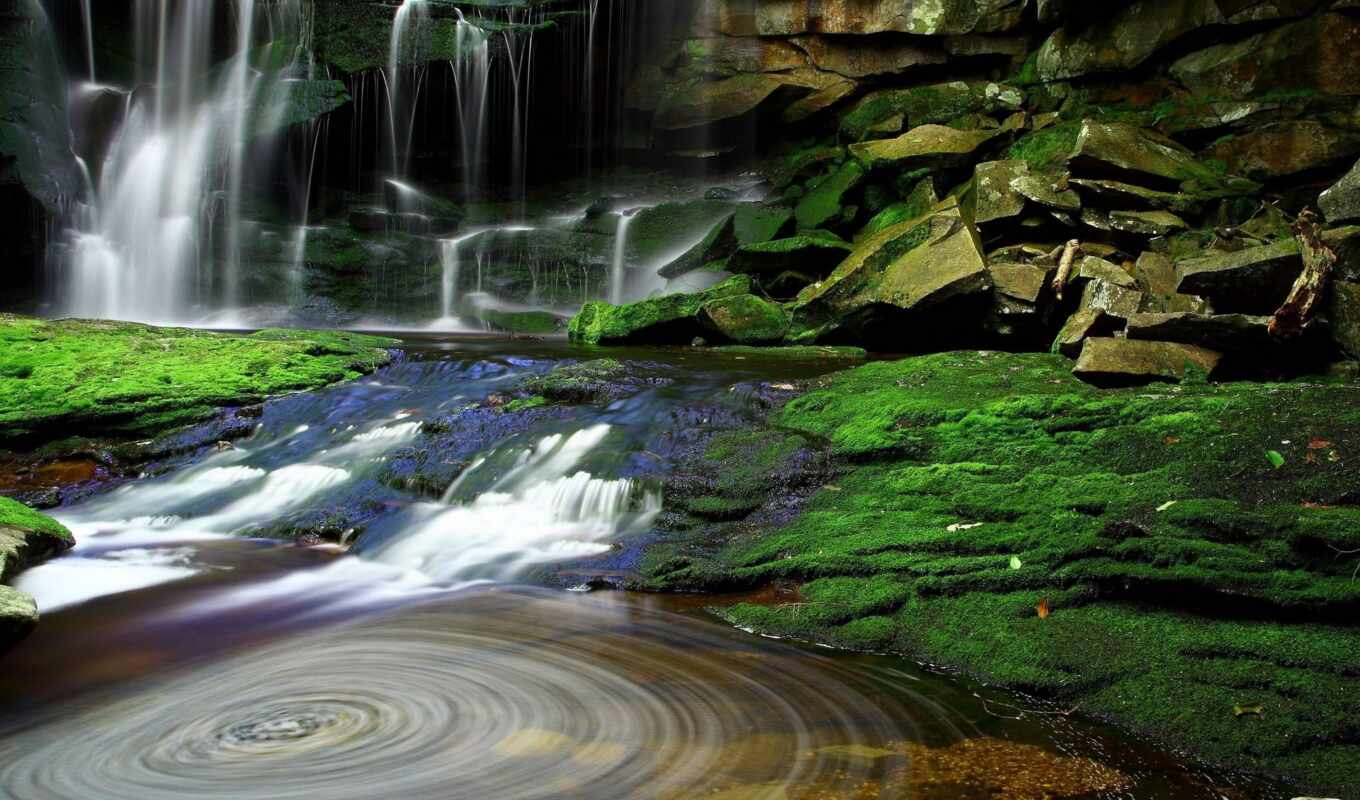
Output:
[{"xmin": 0, "ymin": 339, "xmax": 1283, "ymax": 799}]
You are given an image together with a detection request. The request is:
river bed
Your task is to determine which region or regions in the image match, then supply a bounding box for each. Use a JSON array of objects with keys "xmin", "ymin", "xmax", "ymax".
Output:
[{"xmin": 0, "ymin": 339, "xmax": 1285, "ymax": 799}]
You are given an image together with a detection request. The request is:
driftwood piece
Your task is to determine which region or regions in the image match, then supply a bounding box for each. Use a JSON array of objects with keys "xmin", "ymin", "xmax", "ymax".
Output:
[
  {"xmin": 1270, "ymin": 209, "xmax": 1337, "ymax": 338},
  {"xmin": 1050, "ymin": 239, "xmax": 1082, "ymax": 300}
]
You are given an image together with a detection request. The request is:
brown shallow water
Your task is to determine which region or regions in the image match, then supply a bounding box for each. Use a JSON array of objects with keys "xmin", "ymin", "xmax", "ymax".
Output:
[{"xmin": 0, "ymin": 338, "xmax": 1290, "ymax": 798}]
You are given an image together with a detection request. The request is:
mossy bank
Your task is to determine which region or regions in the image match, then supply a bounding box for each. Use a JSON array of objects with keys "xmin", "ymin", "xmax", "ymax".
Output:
[
  {"xmin": 641, "ymin": 351, "xmax": 1360, "ymax": 797},
  {"xmin": 0, "ymin": 316, "xmax": 397, "ymax": 446}
]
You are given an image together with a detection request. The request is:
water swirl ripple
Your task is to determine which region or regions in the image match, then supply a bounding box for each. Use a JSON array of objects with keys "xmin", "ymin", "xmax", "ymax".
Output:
[{"xmin": 0, "ymin": 590, "xmax": 955, "ymax": 799}]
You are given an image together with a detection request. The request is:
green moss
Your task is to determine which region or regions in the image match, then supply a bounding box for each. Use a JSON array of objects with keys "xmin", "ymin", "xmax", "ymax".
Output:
[
  {"xmin": 0, "ymin": 497, "xmax": 73, "ymax": 582},
  {"xmin": 644, "ymin": 351, "xmax": 1360, "ymax": 796},
  {"xmin": 0, "ymin": 316, "xmax": 395, "ymax": 444},
  {"xmin": 795, "ymin": 160, "xmax": 865, "ymax": 230},
  {"xmin": 568, "ymin": 276, "xmax": 753, "ymax": 345},
  {"xmin": 1005, "ymin": 122, "xmax": 1080, "ymax": 171},
  {"xmin": 502, "ymin": 395, "xmax": 548, "ymax": 413}
]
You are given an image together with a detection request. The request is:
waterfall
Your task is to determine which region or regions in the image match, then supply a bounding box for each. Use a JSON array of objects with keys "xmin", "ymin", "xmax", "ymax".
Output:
[
  {"xmin": 79, "ymin": 0, "xmax": 95, "ymax": 81},
  {"xmin": 610, "ymin": 211, "xmax": 635, "ymax": 304},
  {"xmin": 370, "ymin": 425, "xmax": 661, "ymax": 582},
  {"xmin": 386, "ymin": 0, "xmax": 429, "ymax": 179},
  {"xmin": 62, "ymin": 0, "xmax": 309, "ymax": 324},
  {"xmin": 437, "ymin": 230, "xmax": 484, "ymax": 322},
  {"xmin": 451, "ymin": 10, "xmax": 489, "ymax": 204}
]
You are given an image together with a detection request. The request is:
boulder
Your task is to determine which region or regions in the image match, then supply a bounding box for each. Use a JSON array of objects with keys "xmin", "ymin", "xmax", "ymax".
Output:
[
  {"xmin": 839, "ymin": 81, "xmax": 1023, "ymax": 141},
  {"xmin": 657, "ymin": 214, "xmax": 738, "ymax": 279},
  {"xmin": 1069, "ymin": 121, "xmax": 1233, "ymax": 191},
  {"xmin": 0, "ymin": 586, "xmax": 36, "ymax": 654},
  {"xmin": 1124, "ymin": 312, "xmax": 1280, "ymax": 354},
  {"xmin": 1075, "ymin": 256, "xmax": 1139, "ymax": 290},
  {"xmin": 1069, "ymin": 178, "xmax": 1203, "ymax": 213},
  {"xmin": 1038, "ymin": 0, "xmax": 1327, "ymax": 81},
  {"xmin": 1073, "ymin": 338, "xmax": 1223, "ymax": 385},
  {"xmin": 1107, "ymin": 210, "xmax": 1190, "ymax": 237},
  {"xmin": 849, "ymin": 124, "xmax": 999, "ymax": 171},
  {"xmin": 1053, "ymin": 308, "xmax": 1119, "ymax": 357},
  {"xmin": 792, "ymin": 199, "xmax": 990, "ymax": 340},
  {"xmin": 1175, "ymin": 240, "xmax": 1302, "ymax": 313},
  {"xmin": 1131, "ymin": 252, "xmax": 1180, "ymax": 294},
  {"xmin": 726, "ymin": 231, "xmax": 852, "ymax": 277},
  {"xmin": 725, "ymin": 0, "xmax": 1028, "ymax": 36},
  {"xmin": 1078, "ymin": 279, "xmax": 1145, "ymax": 320},
  {"xmin": 1036, "ymin": 0, "xmax": 1215, "ymax": 80},
  {"xmin": 989, "ymin": 263, "xmax": 1054, "ymax": 304},
  {"xmin": 788, "ymin": 35, "xmax": 946, "ymax": 79},
  {"xmin": 1203, "ymin": 122, "xmax": 1360, "ymax": 181},
  {"xmin": 974, "ymin": 160, "xmax": 1029, "ymax": 224},
  {"xmin": 1170, "ymin": 13, "xmax": 1360, "ymax": 101},
  {"xmin": 1331, "ymin": 280, "xmax": 1360, "ymax": 359},
  {"xmin": 654, "ymin": 74, "xmax": 785, "ymax": 130},
  {"xmin": 699, "ymin": 294, "xmax": 791, "ymax": 344},
  {"xmin": 568, "ymin": 275, "xmax": 755, "ymax": 345},
  {"xmin": 734, "ymin": 203, "xmax": 797, "ymax": 244},
  {"xmin": 782, "ymin": 79, "xmax": 858, "ymax": 123},
  {"xmin": 796, "ymin": 160, "xmax": 866, "ymax": 229},
  {"xmin": 1321, "ymin": 159, "xmax": 1360, "ymax": 224}
]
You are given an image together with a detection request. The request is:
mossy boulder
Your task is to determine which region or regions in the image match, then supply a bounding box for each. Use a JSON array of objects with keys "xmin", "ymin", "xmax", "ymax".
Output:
[
  {"xmin": 567, "ymin": 276, "xmax": 754, "ymax": 345},
  {"xmin": 839, "ymin": 81, "xmax": 1024, "ymax": 142},
  {"xmin": 792, "ymin": 199, "xmax": 990, "ymax": 342},
  {"xmin": 725, "ymin": 231, "xmax": 852, "ymax": 278},
  {"xmin": 1069, "ymin": 120, "xmax": 1236, "ymax": 192},
  {"xmin": 849, "ymin": 124, "xmax": 999, "ymax": 171},
  {"xmin": 654, "ymin": 73, "xmax": 785, "ymax": 130},
  {"xmin": 0, "ymin": 497, "xmax": 73, "ymax": 653},
  {"xmin": 1073, "ymin": 337, "xmax": 1223, "ymax": 385},
  {"xmin": 795, "ymin": 160, "xmax": 866, "ymax": 230},
  {"xmin": 699, "ymin": 294, "xmax": 791, "ymax": 344}
]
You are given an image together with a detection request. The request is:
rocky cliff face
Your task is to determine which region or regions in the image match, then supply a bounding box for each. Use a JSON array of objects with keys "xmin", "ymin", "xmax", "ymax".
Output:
[{"xmin": 592, "ymin": 0, "xmax": 1360, "ymax": 380}]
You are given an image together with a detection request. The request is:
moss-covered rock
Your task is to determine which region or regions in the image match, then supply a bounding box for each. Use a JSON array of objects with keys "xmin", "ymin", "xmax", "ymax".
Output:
[
  {"xmin": 699, "ymin": 294, "xmax": 791, "ymax": 344},
  {"xmin": 642, "ymin": 350, "xmax": 1360, "ymax": 796},
  {"xmin": 792, "ymin": 199, "xmax": 990, "ymax": 342},
  {"xmin": 0, "ymin": 497, "xmax": 72, "ymax": 652},
  {"xmin": 839, "ymin": 81, "xmax": 1023, "ymax": 142},
  {"xmin": 849, "ymin": 124, "xmax": 999, "ymax": 171},
  {"xmin": 567, "ymin": 276, "xmax": 754, "ymax": 345},
  {"xmin": 0, "ymin": 316, "xmax": 395, "ymax": 445},
  {"xmin": 725, "ymin": 231, "xmax": 852, "ymax": 278}
]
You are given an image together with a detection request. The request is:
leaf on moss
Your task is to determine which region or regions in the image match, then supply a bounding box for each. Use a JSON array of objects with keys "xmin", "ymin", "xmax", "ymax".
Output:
[
  {"xmin": 1266, "ymin": 450, "xmax": 1285, "ymax": 469},
  {"xmin": 1009, "ymin": 556, "xmax": 1023, "ymax": 570},
  {"xmin": 1036, "ymin": 597, "xmax": 1051, "ymax": 619},
  {"xmin": 1232, "ymin": 704, "xmax": 1264, "ymax": 718}
]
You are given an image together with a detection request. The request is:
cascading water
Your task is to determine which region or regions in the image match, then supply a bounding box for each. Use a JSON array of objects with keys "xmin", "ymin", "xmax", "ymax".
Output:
[
  {"xmin": 62, "ymin": 0, "xmax": 309, "ymax": 323},
  {"xmin": 451, "ymin": 9, "xmax": 490, "ymax": 203},
  {"xmin": 385, "ymin": 0, "xmax": 429, "ymax": 180},
  {"xmin": 610, "ymin": 210, "xmax": 635, "ymax": 304}
]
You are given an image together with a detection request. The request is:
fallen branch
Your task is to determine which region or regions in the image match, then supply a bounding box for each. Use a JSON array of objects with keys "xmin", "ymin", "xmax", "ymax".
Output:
[
  {"xmin": 1050, "ymin": 239, "xmax": 1082, "ymax": 301},
  {"xmin": 1269, "ymin": 208, "xmax": 1336, "ymax": 338}
]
